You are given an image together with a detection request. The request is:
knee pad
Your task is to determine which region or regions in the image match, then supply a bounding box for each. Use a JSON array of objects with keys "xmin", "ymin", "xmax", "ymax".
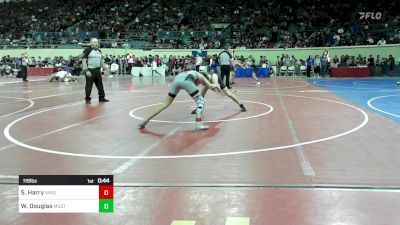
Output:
[{"xmin": 194, "ymin": 95, "xmax": 204, "ymax": 114}]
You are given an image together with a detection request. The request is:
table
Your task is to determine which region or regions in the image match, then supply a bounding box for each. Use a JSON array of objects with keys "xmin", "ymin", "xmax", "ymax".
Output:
[
  {"xmin": 131, "ymin": 67, "xmax": 166, "ymax": 77},
  {"xmin": 330, "ymin": 67, "xmax": 370, "ymax": 77},
  {"xmin": 27, "ymin": 67, "xmax": 55, "ymax": 76},
  {"xmin": 235, "ymin": 68, "xmax": 269, "ymax": 77}
]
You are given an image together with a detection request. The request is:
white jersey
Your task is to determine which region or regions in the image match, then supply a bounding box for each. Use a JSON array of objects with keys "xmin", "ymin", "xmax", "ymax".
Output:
[
  {"xmin": 195, "ymin": 55, "xmax": 203, "ymax": 66},
  {"xmin": 232, "ymin": 59, "xmax": 242, "ymax": 67},
  {"xmin": 55, "ymin": 71, "xmax": 68, "ymax": 79},
  {"xmin": 314, "ymin": 58, "xmax": 321, "ymax": 66},
  {"xmin": 127, "ymin": 55, "xmax": 134, "ymax": 64},
  {"xmin": 152, "ymin": 60, "xmax": 157, "ymax": 70},
  {"xmin": 246, "ymin": 59, "xmax": 253, "ymax": 67}
]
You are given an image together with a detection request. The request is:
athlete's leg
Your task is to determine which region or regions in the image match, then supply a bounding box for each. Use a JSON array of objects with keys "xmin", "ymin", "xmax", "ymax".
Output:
[
  {"xmin": 138, "ymin": 95, "xmax": 175, "ymax": 129},
  {"xmin": 222, "ymin": 87, "xmax": 246, "ymax": 112}
]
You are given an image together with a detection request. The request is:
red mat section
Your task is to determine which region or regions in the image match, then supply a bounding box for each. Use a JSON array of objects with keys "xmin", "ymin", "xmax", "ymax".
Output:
[{"xmin": 0, "ymin": 77, "xmax": 399, "ymax": 224}]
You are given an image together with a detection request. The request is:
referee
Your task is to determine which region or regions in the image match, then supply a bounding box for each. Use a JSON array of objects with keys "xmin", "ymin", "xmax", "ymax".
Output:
[
  {"xmin": 20, "ymin": 52, "xmax": 29, "ymax": 82},
  {"xmin": 219, "ymin": 48, "xmax": 233, "ymax": 89},
  {"xmin": 82, "ymin": 38, "xmax": 109, "ymax": 104}
]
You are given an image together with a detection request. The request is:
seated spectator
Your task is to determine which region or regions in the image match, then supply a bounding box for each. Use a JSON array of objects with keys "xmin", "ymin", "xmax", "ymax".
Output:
[
  {"xmin": 367, "ymin": 36, "xmax": 374, "ymax": 44},
  {"xmin": 0, "ymin": 64, "xmax": 12, "ymax": 77},
  {"xmin": 377, "ymin": 37, "xmax": 386, "ymax": 46}
]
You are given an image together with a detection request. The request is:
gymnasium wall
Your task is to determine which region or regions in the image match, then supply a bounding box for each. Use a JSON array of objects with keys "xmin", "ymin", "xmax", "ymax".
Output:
[{"xmin": 1, "ymin": 44, "xmax": 399, "ymax": 63}]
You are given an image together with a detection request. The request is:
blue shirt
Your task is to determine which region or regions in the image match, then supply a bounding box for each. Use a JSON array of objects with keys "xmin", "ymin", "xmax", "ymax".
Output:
[
  {"xmin": 306, "ymin": 59, "xmax": 314, "ymax": 67},
  {"xmin": 211, "ymin": 63, "xmax": 219, "ymax": 70}
]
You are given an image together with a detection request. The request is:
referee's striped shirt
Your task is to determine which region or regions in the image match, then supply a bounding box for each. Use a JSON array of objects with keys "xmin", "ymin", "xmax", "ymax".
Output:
[
  {"xmin": 219, "ymin": 51, "xmax": 232, "ymax": 65},
  {"xmin": 82, "ymin": 46, "xmax": 102, "ymax": 69}
]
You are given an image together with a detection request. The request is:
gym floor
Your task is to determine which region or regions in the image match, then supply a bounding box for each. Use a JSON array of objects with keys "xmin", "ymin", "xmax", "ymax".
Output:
[{"xmin": 0, "ymin": 76, "xmax": 399, "ymax": 225}]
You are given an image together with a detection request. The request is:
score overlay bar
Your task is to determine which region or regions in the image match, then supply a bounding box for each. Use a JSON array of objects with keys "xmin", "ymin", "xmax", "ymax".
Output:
[{"xmin": 19, "ymin": 175, "xmax": 114, "ymax": 213}]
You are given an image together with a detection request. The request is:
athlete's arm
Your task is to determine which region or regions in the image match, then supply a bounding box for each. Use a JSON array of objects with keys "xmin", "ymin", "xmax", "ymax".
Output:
[{"xmin": 198, "ymin": 73, "xmax": 220, "ymax": 92}]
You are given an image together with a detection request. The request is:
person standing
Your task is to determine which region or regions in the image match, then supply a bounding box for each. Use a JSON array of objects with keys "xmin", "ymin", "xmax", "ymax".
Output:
[
  {"xmin": 162, "ymin": 55, "xmax": 169, "ymax": 75},
  {"xmin": 375, "ymin": 55, "xmax": 381, "ymax": 75},
  {"xmin": 82, "ymin": 38, "xmax": 109, "ymax": 104},
  {"xmin": 195, "ymin": 52, "xmax": 203, "ymax": 72},
  {"xmin": 219, "ymin": 48, "xmax": 233, "ymax": 89},
  {"xmin": 377, "ymin": 37, "xmax": 386, "ymax": 46},
  {"xmin": 306, "ymin": 56, "xmax": 314, "ymax": 78},
  {"xmin": 321, "ymin": 54, "xmax": 328, "ymax": 77},
  {"xmin": 151, "ymin": 57, "xmax": 162, "ymax": 76},
  {"xmin": 127, "ymin": 53, "xmax": 134, "ymax": 73},
  {"xmin": 322, "ymin": 49, "xmax": 330, "ymax": 77},
  {"xmin": 20, "ymin": 52, "xmax": 29, "ymax": 82},
  {"xmin": 368, "ymin": 55, "xmax": 375, "ymax": 76},
  {"xmin": 169, "ymin": 55, "xmax": 177, "ymax": 76},
  {"xmin": 314, "ymin": 55, "xmax": 321, "ymax": 78},
  {"xmin": 388, "ymin": 55, "xmax": 395, "ymax": 76}
]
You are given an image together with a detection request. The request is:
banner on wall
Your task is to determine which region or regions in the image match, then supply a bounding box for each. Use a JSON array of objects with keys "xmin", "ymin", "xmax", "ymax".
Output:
[{"xmin": 192, "ymin": 51, "xmax": 208, "ymax": 58}]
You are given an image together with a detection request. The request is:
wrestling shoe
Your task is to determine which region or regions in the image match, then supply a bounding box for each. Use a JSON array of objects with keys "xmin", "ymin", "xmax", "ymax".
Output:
[
  {"xmin": 240, "ymin": 104, "xmax": 247, "ymax": 112},
  {"xmin": 195, "ymin": 123, "xmax": 209, "ymax": 130},
  {"xmin": 138, "ymin": 119, "xmax": 149, "ymax": 129}
]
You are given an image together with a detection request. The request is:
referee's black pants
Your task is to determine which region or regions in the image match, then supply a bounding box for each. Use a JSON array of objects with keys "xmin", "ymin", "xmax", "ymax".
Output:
[
  {"xmin": 85, "ymin": 68, "xmax": 105, "ymax": 101},
  {"xmin": 21, "ymin": 65, "xmax": 28, "ymax": 81},
  {"xmin": 220, "ymin": 65, "xmax": 231, "ymax": 88}
]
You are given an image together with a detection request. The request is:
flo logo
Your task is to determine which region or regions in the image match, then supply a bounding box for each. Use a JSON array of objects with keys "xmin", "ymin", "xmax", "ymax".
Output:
[{"xmin": 359, "ymin": 12, "xmax": 382, "ymax": 20}]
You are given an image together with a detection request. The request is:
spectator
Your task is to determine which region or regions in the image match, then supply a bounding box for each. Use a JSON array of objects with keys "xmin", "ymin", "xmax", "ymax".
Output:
[
  {"xmin": 388, "ymin": 55, "xmax": 395, "ymax": 75},
  {"xmin": 381, "ymin": 57, "xmax": 388, "ymax": 75},
  {"xmin": 332, "ymin": 33, "xmax": 341, "ymax": 46},
  {"xmin": 377, "ymin": 37, "xmax": 386, "ymax": 46},
  {"xmin": 195, "ymin": 53, "xmax": 203, "ymax": 72},
  {"xmin": 0, "ymin": 64, "xmax": 12, "ymax": 77},
  {"xmin": 306, "ymin": 56, "xmax": 313, "ymax": 78},
  {"xmin": 321, "ymin": 54, "xmax": 328, "ymax": 77},
  {"xmin": 375, "ymin": 55, "xmax": 381, "ymax": 75},
  {"xmin": 356, "ymin": 54, "xmax": 363, "ymax": 66},
  {"xmin": 366, "ymin": 36, "xmax": 374, "ymax": 44},
  {"xmin": 151, "ymin": 57, "xmax": 162, "ymax": 76},
  {"xmin": 314, "ymin": 55, "xmax": 321, "ymax": 77},
  {"xmin": 331, "ymin": 55, "xmax": 339, "ymax": 68},
  {"xmin": 368, "ymin": 55, "xmax": 375, "ymax": 75}
]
